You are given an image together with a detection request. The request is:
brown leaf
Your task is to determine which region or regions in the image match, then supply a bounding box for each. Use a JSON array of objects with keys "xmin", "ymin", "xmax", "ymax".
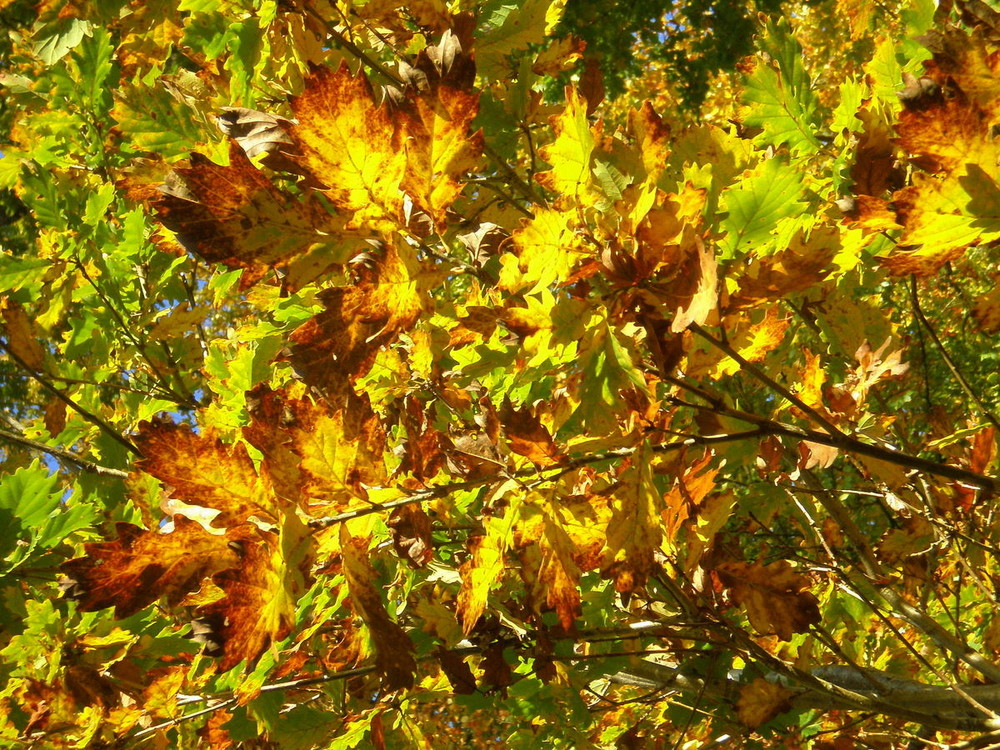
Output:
[
  {"xmin": 499, "ymin": 399, "xmax": 563, "ymax": 466},
  {"xmin": 59, "ymin": 519, "xmax": 246, "ymax": 618},
  {"xmin": 715, "ymin": 560, "xmax": 821, "ymax": 640},
  {"xmin": 436, "ymin": 648, "xmax": 477, "ymax": 695},
  {"xmin": 850, "ymin": 108, "xmax": 899, "ymax": 196},
  {"xmin": 341, "ymin": 530, "xmax": 417, "ymax": 690},
  {"xmin": 153, "ymin": 142, "xmax": 350, "ymax": 288},
  {"xmin": 195, "ymin": 512, "xmax": 313, "ymax": 671},
  {"xmin": 388, "ymin": 505, "xmax": 434, "ymax": 568},
  {"xmin": 736, "ymin": 678, "xmax": 794, "ymax": 728},
  {"xmin": 0, "ymin": 297, "xmax": 46, "ymax": 371},
  {"xmin": 289, "ymin": 242, "xmax": 430, "ymax": 394}
]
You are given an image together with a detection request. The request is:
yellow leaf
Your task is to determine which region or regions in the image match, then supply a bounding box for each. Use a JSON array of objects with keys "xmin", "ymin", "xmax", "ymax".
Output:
[
  {"xmin": 399, "ymin": 37, "xmax": 484, "ymax": 227},
  {"xmin": 498, "ymin": 208, "xmax": 586, "ymax": 295},
  {"xmin": 602, "ymin": 443, "xmax": 662, "ymax": 594},
  {"xmin": 290, "ymin": 63, "xmax": 407, "ymax": 233},
  {"xmin": 535, "ymin": 87, "xmax": 599, "ymax": 206},
  {"xmin": 457, "ymin": 493, "xmax": 522, "ymax": 634}
]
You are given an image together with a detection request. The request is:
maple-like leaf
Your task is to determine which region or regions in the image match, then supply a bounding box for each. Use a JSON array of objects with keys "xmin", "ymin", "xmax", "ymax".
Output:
[
  {"xmin": 154, "ymin": 142, "xmax": 349, "ymax": 288},
  {"xmin": 289, "ymin": 241, "xmax": 431, "ymax": 394},
  {"xmin": 341, "ymin": 530, "xmax": 416, "ymax": 690},
  {"xmin": 716, "ymin": 560, "xmax": 821, "ymax": 640},
  {"xmin": 134, "ymin": 417, "xmax": 276, "ymax": 526},
  {"xmin": 497, "ymin": 207, "xmax": 587, "ymax": 295},
  {"xmin": 195, "ymin": 511, "xmax": 313, "ymax": 671},
  {"xmin": 457, "ymin": 498, "xmax": 521, "ymax": 634},
  {"xmin": 499, "ymin": 398, "xmax": 562, "ymax": 466},
  {"xmin": 60, "ymin": 519, "xmax": 248, "ymax": 618},
  {"xmin": 397, "ymin": 33, "xmax": 484, "ymax": 228},
  {"xmin": 289, "ymin": 63, "xmax": 407, "ymax": 233},
  {"xmin": 535, "ymin": 87, "xmax": 600, "ymax": 206},
  {"xmin": 244, "ymin": 387, "xmax": 386, "ymax": 516}
]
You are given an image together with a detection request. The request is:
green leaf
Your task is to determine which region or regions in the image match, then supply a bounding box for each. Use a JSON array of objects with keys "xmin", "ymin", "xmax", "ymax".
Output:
[
  {"xmin": 741, "ymin": 18, "xmax": 821, "ymax": 155},
  {"xmin": 32, "ymin": 18, "xmax": 93, "ymax": 65},
  {"xmin": 718, "ymin": 157, "xmax": 807, "ymax": 259}
]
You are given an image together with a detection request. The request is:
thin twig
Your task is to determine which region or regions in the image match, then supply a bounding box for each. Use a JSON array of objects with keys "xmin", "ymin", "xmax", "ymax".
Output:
[
  {"xmin": 0, "ymin": 425, "xmax": 129, "ymax": 478},
  {"xmin": 0, "ymin": 342, "xmax": 140, "ymax": 457},
  {"xmin": 910, "ymin": 276, "xmax": 1000, "ymax": 433}
]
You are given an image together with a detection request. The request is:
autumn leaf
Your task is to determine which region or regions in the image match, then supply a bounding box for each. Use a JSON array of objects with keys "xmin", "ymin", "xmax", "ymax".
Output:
[
  {"xmin": 154, "ymin": 142, "xmax": 351, "ymax": 288},
  {"xmin": 737, "ymin": 678, "xmax": 794, "ymax": 728},
  {"xmin": 0, "ymin": 296, "xmax": 47, "ymax": 371},
  {"xmin": 134, "ymin": 417, "xmax": 277, "ymax": 526},
  {"xmin": 397, "ymin": 33, "xmax": 484, "ymax": 228},
  {"xmin": 499, "ymin": 398, "xmax": 562, "ymax": 466},
  {"xmin": 289, "ymin": 63, "xmax": 407, "ymax": 233},
  {"xmin": 535, "ymin": 87, "xmax": 601, "ymax": 206},
  {"xmin": 341, "ymin": 529, "xmax": 416, "ymax": 690},
  {"xmin": 458, "ymin": 495, "xmax": 522, "ymax": 634},
  {"xmin": 716, "ymin": 560, "xmax": 821, "ymax": 640},
  {"xmin": 602, "ymin": 444, "xmax": 663, "ymax": 595},
  {"xmin": 195, "ymin": 511, "xmax": 313, "ymax": 671},
  {"xmin": 60, "ymin": 519, "xmax": 248, "ymax": 618},
  {"xmin": 289, "ymin": 241, "xmax": 431, "ymax": 394}
]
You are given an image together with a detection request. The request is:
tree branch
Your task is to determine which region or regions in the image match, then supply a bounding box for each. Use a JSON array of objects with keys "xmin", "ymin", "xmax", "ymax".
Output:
[{"xmin": 0, "ymin": 425, "xmax": 129, "ymax": 478}]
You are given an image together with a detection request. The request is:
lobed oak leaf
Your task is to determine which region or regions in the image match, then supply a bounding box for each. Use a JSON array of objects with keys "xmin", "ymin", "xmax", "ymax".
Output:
[
  {"xmin": 341, "ymin": 529, "xmax": 416, "ymax": 690},
  {"xmin": 850, "ymin": 107, "xmax": 899, "ymax": 197},
  {"xmin": 289, "ymin": 63, "xmax": 406, "ymax": 233},
  {"xmin": 497, "ymin": 207, "xmax": 587, "ymax": 295},
  {"xmin": 628, "ymin": 101, "xmax": 671, "ymax": 184},
  {"xmin": 59, "ymin": 519, "xmax": 248, "ymax": 619},
  {"xmin": 134, "ymin": 417, "xmax": 277, "ymax": 527},
  {"xmin": 195, "ymin": 510, "xmax": 314, "ymax": 671},
  {"xmin": 715, "ymin": 560, "xmax": 821, "ymax": 640},
  {"xmin": 713, "ymin": 308, "xmax": 789, "ymax": 378},
  {"xmin": 736, "ymin": 677, "xmax": 794, "ymax": 728},
  {"xmin": 153, "ymin": 142, "xmax": 350, "ymax": 288}
]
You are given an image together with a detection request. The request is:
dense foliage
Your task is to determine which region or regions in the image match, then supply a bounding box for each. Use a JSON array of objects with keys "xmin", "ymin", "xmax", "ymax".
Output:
[{"xmin": 3, "ymin": 0, "xmax": 1000, "ymax": 747}]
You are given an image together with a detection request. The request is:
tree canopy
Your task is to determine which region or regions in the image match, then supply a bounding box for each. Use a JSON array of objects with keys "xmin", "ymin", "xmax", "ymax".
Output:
[{"xmin": 4, "ymin": 0, "xmax": 1000, "ymax": 747}]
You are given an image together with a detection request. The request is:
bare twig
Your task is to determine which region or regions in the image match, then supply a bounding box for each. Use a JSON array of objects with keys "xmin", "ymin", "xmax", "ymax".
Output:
[
  {"xmin": 0, "ymin": 342, "xmax": 140, "ymax": 457},
  {"xmin": 0, "ymin": 425, "xmax": 129, "ymax": 478}
]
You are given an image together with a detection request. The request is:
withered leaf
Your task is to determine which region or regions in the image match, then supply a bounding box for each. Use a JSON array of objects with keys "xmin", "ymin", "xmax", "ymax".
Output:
[
  {"xmin": 716, "ymin": 560, "xmax": 821, "ymax": 640},
  {"xmin": 289, "ymin": 241, "xmax": 430, "ymax": 394},
  {"xmin": 134, "ymin": 417, "xmax": 277, "ymax": 526},
  {"xmin": 196, "ymin": 511, "xmax": 313, "ymax": 671},
  {"xmin": 736, "ymin": 678, "xmax": 794, "ymax": 728},
  {"xmin": 60, "ymin": 519, "xmax": 248, "ymax": 619},
  {"xmin": 154, "ymin": 142, "xmax": 349, "ymax": 288},
  {"xmin": 388, "ymin": 505, "xmax": 434, "ymax": 568},
  {"xmin": 341, "ymin": 529, "xmax": 416, "ymax": 690},
  {"xmin": 499, "ymin": 398, "xmax": 562, "ymax": 467}
]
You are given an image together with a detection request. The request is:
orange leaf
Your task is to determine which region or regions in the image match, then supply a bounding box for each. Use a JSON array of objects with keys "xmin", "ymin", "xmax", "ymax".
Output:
[
  {"xmin": 290, "ymin": 63, "xmax": 407, "ymax": 233},
  {"xmin": 195, "ymin": 511, "xmax": 313, "ymax": 671},
  {"xmin": 134, "ymin": 417, "xmax": 276, "ymax": 526},
  {"xmin": 500, "ymin": 399, "xmax": 563, "ymax": 466},
  {"xmin": 60, "ymin": 519, "xmax": 247, "ymax": 619},
  {"xmin": 289, "ymin": 241, "xmax": 431, "ymax": 394},
  {"xmin": 0, "ymin": 297, "xmax": 46, "ymax": 371},
  {"xmin": 154, "ymin": 142, "xmax": 348, "ymax": 288}
]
